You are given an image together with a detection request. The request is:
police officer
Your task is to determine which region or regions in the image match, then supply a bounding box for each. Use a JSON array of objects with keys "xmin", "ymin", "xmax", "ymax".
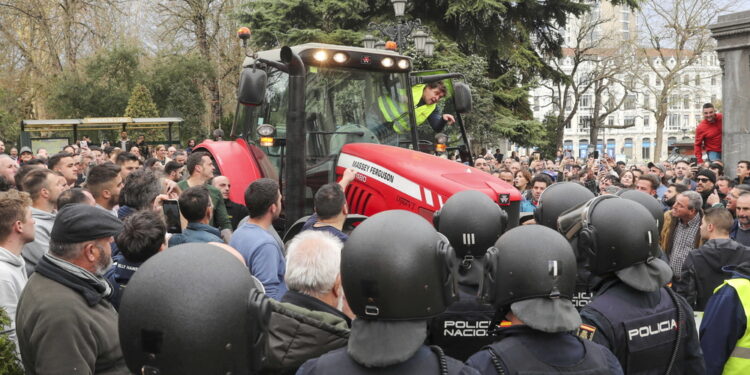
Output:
[
  {"xmin": 534, "ymin": 182, "xmax": 595, "ymax": 310},
  {"xmin": 616, "ymin": 188, "xmax": 670, "ymax": 262},
  {"xmin": 466, "ymin": 225, "xmax": 623, "ymax": 374},
  {"xmin": 429, "ymin": 190, "xmax": 507, "ymax": 360},
  {"xmin": 118, "ymin": 243, "xmax": 270, "ymax": 375},
  {"xmin": 558, "ymin": 196, "xmax": 706, "ymax": 374},
  {"xmin": 296, "ymin": 210, "xmax": 479, "ymax": 375}
]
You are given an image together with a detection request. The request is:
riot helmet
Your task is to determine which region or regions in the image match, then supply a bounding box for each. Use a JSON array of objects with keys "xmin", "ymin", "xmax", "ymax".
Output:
[
  {"xmin": 558, "ymin": 196, "xmax": 671, "ymax": 291},
  {"xmin": 434, "ymin": 190, "xmax": 507, "ymax": 260},
  {"xmin": 534, "ymin": 182, "xmax": 595, "ymax": 230},
  {"xmin": 480, "ymin": 225, "xmax": 580, "ymax": 332},
  {"xmin": 342, "ymin": 209, "xmax": 458, "ymax": 320},
  {"xmin": 119, "ymin": 243, "xmax": 270, "ymax": 375},
  {"xmin": 617, "ymin": 189, "xmax": 665, "ymax": 233}
]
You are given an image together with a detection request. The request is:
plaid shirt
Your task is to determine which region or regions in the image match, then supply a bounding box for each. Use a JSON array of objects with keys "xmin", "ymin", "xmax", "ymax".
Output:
[{"xmin": 669, "ymin": 214, "xmax": 701, "ymax": 277}]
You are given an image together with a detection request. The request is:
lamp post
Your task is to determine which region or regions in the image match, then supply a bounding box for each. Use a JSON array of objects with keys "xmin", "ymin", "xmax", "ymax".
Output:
[{"xmin": 363, "ymin": 0, "xmax": 434, "ymax": 57}]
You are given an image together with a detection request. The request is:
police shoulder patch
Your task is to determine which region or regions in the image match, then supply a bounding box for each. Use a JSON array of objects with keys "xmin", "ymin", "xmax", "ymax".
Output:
[{"xmin": 577, "ymin": 324, "xmax": 596, "ymax": 341}]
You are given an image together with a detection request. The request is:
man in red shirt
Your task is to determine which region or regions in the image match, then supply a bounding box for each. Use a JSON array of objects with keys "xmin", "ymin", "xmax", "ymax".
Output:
[{"xmin": 694, "ymin": 103, "xmax": 723, "ymax": 163}]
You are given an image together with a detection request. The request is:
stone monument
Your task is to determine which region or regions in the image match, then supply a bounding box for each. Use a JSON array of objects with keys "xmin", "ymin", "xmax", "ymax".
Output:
[{"xmin": 711, "ymin": 11, "xmax": 750, "ymax": 177}]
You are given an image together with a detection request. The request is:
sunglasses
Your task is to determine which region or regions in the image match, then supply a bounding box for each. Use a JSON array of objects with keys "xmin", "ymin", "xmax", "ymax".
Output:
[{"xmin": 696, "ymin": 177, "xmax": 711, "ymax": 182}]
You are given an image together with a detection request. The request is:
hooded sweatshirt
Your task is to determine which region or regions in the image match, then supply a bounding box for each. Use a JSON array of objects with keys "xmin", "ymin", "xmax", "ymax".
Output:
[
  {"xmin": 0, "ymin": 246, "xmax": 28, "ymax": 352},
  {"xmin": 21, "ymin": 207, "xmax": 56, "ymax": 275},
  {"xmin": 674, "ymin": 238, "xmax": 750, "ymax": 311}
]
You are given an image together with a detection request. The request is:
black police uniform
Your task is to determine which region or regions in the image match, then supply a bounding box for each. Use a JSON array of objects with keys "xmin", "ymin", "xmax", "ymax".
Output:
[
  {"xmin": 296, "ymin": 345, "xmax": 479, "ymax": 375},
  {"xmin": 572, "ymin": 260, "xmax": 595, "ymax": 310},
  {"xmin": 466, "ymin": 325, "xmax": 622, "ymax": 374},
  {"xmin": 579, "ymin": 278, "xmax": 705, "ymax": 374},
  {"xmin": 428, "ymin": 260, "xmax": 496, "ymax": 361}
]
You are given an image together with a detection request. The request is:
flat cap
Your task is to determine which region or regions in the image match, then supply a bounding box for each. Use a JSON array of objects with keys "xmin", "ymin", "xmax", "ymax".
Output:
[
  {"xmin": 20, "ymin": 146, "xmax": 32, "ymax": 154},
  {"xmin": 51, "ymin": 204, "xmax": 123, "ymax": 243}
]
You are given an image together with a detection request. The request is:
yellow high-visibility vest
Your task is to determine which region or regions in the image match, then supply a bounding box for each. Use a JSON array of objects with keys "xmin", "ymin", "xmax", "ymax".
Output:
[
  {"xmin": 714, "ymin": 278, "xmax": 750, "ymax": 374},
  {"xmin": 376, "ymin": 84, "xmax": 436, "ymax": 134}
]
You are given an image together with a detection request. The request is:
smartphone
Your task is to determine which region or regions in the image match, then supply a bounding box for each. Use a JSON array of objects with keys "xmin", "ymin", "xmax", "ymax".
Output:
[{"xmin": 163, "ymin": 200, "xmax": 182, "ymax": 234}]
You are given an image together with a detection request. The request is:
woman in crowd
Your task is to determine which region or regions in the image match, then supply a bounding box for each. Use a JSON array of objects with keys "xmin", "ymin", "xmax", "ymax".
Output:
[
  {"xmin": 514, "ymin": 169, "xmax": 532, "ymax": 198},
  {"xmin": 619, "ymin": 170, "xmax": 635, "ymax": 189}
]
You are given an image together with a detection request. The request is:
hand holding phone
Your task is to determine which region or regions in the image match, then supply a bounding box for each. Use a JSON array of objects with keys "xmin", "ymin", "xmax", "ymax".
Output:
[{"xmin": 162, "ymin": 199, "xmax": 182, "ymax": 234}]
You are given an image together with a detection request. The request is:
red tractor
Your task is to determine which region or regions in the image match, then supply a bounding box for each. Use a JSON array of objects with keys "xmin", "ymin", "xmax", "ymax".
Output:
[{"xmin": 194, "ymin": 39, "xmax": 520, "ymax": 239}]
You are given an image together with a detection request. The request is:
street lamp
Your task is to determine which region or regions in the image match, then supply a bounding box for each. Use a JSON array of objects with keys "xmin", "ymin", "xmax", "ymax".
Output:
[
  {"xmin": 363, "ymin": 0, "xmax": 435, "ymax": 56},
  {"xmin": 392, "ymin": 0, "xmax": 407, "ymax": 17},
  {"xmin": 363, "ymin": 34, "xmax": 377, "ymax": 50}
]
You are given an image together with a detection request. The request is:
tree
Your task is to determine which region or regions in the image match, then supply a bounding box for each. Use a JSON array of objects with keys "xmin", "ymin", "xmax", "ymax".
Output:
[
  {"xmin": 0, "ymin": 307, "xmax": 23, "ymax": 375},
  {"xmin": 46, "ymin": 45, "xmax": 142, "ymax": 119},
  {"xmin": 146, "ymin": 53, "xmax": 212, "ymax": 143},
  {"xmin": 635, "ymin": 0, "xmax": 726, "ymax": 162},
  {"xmin": 154, "ymin": 0, "xmax": 245, "ymax": 130},
  {"xmin": 124, "ymin": 84, "xmax": 159, "ymax": 118}
]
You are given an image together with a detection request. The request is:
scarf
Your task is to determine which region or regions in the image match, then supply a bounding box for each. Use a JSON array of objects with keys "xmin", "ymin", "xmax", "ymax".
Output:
[{"xmin": 35, "ymin": 254, "xmax": 113, "ymax": 307}]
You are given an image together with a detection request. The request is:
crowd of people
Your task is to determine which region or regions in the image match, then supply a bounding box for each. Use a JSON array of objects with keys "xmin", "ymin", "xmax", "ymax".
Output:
[{"xmin": 1, "ymin": 126, "xmax": 750, "ymax": 374}]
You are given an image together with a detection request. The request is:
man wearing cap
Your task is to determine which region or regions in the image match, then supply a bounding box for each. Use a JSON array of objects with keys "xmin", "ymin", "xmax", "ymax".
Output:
[
  {"xmin": 648, "ymin": 162, "xmax": 669, "ymax": 199},
  {"xmin": 15, "ymin": 204, "xmax": 129, "ymax": 374},
  {"xmin": 18, "ymin": 146, "xmax": 34, "ymax": 165},
  {"xmin": 695, "ymin": 169, "xmax": 721, "ymax": 209}
]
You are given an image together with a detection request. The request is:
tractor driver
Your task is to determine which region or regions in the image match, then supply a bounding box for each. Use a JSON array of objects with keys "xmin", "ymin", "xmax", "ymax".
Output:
[{"xmin": 370, "ymin": 81, "xmax": 456, "ymax": 143}]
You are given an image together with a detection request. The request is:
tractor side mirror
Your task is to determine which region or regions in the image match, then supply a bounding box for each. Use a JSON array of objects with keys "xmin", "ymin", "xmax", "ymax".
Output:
[
  {"xmin": 237, "ymin": 67, "xmax": 267, "ymax": 106},
  {"xmin": 453, "ymin": 82, "xmax": 472, "ymax": 114}
]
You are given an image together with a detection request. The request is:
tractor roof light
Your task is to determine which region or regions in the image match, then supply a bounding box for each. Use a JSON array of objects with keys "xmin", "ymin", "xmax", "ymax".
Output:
[
  {"xmin": 333, "ymin": 52, "xmax": 349, "ymax": 63},
  {"xmin": 397, "ymin": 59, "xmax": 410, "ymax": 70},
  {"xmin": 381, "ymin": 57, "xmax": 395, "ymax": 68},
  {"xmin": 237, "ymin": 27, "xmax": 251, "ymax": 40},
  {"xmin": 260, "ymin": 137, "xmax": 274, "ymax": 147},
  {"xmin": 313, "ymin": 50, "xmax": 329, "ymax": 62}
]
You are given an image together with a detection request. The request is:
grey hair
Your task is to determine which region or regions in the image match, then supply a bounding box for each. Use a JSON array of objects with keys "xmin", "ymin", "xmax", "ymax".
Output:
[
  {"xmin": 119, "ymin": 169, "xmax": 163, "ymax": 209},
  {"xmin": 680, "ymin": 190, "xmax": 703, "ymax": 211},
  {"xmin": 285, "ymin": 230, "xmax": 343, "ymax": 296},
  {"xmin": 49, "ymin": 240, "xmax": 86, "ymax": 260}
]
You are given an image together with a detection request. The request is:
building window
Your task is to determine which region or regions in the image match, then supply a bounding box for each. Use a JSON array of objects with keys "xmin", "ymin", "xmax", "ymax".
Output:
[
  {"xmin": 695, "ymin": 115, "xmax": 701, "ymax": 124},
  {"xmin": 668, "ymin": 137, "xmax": 677, "ymax": 146},
  {"xmin": 711, "ymin": 76, "xmax": 717, "ymax": 86},
  {"xmin": 607, "ymin": 138, "xmax": 616, "ymax": 157},
  {"xmin": 533, "ymin": 97, "xmax": 540, "ymax": 111},
  {"xmin": 642, "ymin": 138, "xmax": 651, "ymax": 160},
  {"xmin": 565, "ymin": 95, "xmax": 572, "ymax": 111},
  {"xmin": 656, "ymin": 78, "xmax": 662, "ymax": 86},
  {"xmin": 669, "ymin": 95, "xmax": 681, "ymax": 110},
  {"xmin": 624, "ymin": 116, "xmax": 636, "ymax": 127},
  {"xmin": 564, "ymin": 140, "xmax": 574, "ymax": 152},
  {"xmin": 579, "ymin": 115, "xmax": 592, "ymax": 132},
  {"xmin": 683, "ymin": 95, "xmax": 690, "ymax": 109},
  {"xmin": 694, "ymin": 95, "xmax": 701, "ymax": 109},
  {"xmin": 642, "ymin": 94, "xmax": 650, "ymax": 108},
  {"xmin": 683, "ymin": 115, "xmax": 690, "ymax": 129},
  {"xmin": 624, "ymin": 95, "xmax": 636, "ymax": 110},
  {"xmin": 670, "ymin": 114, "xmax": 681, "ymax": 130},
  {"xmin": 579, "ymin": 139, "xmax": 589, "ymax": 159},
  {"xmin": 624, "ymin": 137, "xmax": 633, "ymax": 158},
  {"xmin": 695, "ymin": 74, "xmax": 700, "ymax": 85},
  {"xmin": 643, "ymin": 115, "xmax": 650, "ymax": 128},
  {"xmin": 608, "ymin": 116, "xmax": 614, "ymax": 126},
  {"xmin": 580, "ymin": 94, "xmax": 592, "ymax": 109}
]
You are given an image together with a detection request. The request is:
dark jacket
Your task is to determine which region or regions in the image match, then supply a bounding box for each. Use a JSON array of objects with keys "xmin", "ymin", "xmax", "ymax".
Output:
[
  {"xmin": 168, "ymin": 222, "xmax": 223, "ymax": 246},
  {"xmin": 262, "ymin": 294, "xmax": 350, "ymax": 375},
  {"xmin": 674, "ymin": 238, "xmax": 750, "ymax": 311},
  {"xmin": 580, "ymin": 278, "xmax": 705, "ymax": 374},
  {"xmin": 104, "ymin": 254, "xmax": 144, "ymax": 310},
  {"xmin": 16, "ymin": 272, "xmax": 129, "ymax": 374},
  {"xmin": 466, "ymin": 325, "xmax": 623, "ymax": 374}
]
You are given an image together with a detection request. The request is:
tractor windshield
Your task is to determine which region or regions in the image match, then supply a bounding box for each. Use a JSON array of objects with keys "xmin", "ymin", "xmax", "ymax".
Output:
[{"xmin": 240, "ymin": 65, "xmax": 414, "ymax": 180}]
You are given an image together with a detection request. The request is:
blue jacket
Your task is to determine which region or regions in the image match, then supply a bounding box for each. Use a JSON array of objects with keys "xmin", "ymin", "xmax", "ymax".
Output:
[
  {"xmin": 168, "ymin": 222, "xmax": 223, "ymax": 247},
  {"xmin": 104, "ymin": 254, "xmax": 143, "ymax": 310},
  {"xmin": 700, "ymin": 265, "xmax": 750, "ymax": 375}
]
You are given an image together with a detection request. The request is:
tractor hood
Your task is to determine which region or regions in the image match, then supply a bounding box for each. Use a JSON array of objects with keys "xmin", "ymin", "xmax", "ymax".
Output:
[{"xmin": 337, "ymin": 144, "xmax": 521, "ymax": 213}]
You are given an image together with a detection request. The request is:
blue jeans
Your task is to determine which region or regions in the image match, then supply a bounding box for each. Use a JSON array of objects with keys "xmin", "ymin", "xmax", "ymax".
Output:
[{"xmin": 707, "ymin": 151, "xmax": 722, "ymax": 162}]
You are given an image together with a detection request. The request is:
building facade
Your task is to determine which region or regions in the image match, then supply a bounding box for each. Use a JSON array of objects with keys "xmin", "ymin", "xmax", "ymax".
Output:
[{"xmin": 528, "ymin": 2, "xmax": 722, "ymax": 163}]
